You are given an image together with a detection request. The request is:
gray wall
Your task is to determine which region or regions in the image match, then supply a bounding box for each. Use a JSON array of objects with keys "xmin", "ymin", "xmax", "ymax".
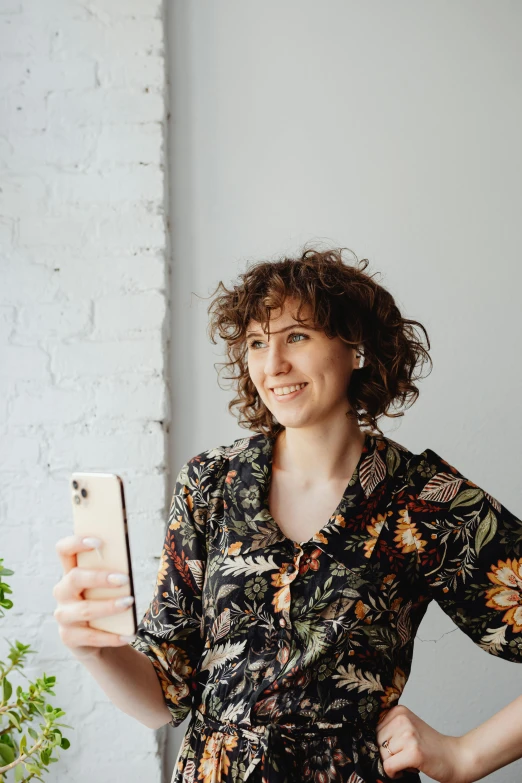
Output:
[{"xmin": 166, "ymin": 2, "xmax": 522, "ymax": 781}]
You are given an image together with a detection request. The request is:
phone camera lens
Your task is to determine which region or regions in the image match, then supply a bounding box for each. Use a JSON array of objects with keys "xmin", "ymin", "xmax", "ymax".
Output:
[
  {"xmin": 81, "ymin": 489, "xmax": 88, "ymax": 498},
  {"xmin": 73, "ymin": 495, "xmax": 81, "ymax": 505},
  {"xmin": 72, "ymin": 480, "xmax": 79, "ymax": 489}
]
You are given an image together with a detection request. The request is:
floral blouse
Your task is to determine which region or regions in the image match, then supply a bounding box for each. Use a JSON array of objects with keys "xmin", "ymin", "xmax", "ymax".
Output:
[{"xmin": 130, "ymin": 431, "xmax": 522, "ymax": 783}]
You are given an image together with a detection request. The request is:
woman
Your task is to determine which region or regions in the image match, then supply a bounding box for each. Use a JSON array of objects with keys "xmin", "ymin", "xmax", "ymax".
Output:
[{"xmin": 129, "ymin": 247, "xmax": 522, "ymax": 783}]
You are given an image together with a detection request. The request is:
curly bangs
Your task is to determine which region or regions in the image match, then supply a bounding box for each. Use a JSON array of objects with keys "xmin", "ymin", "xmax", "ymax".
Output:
[{"xmin": 206, "ymin": 246, "xmax": 432, "ymax": 438}]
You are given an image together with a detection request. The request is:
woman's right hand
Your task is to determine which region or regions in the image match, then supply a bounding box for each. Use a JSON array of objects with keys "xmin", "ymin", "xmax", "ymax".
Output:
[{"xmin": 53, "ymin": 535, "xmax": 136, "ymax": 660}]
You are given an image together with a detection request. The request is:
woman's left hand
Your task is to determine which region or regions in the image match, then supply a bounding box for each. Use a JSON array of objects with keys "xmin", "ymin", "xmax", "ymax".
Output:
[{"xmin": 376, "ymin": 704, "xmax": 473, "ymax": 783}]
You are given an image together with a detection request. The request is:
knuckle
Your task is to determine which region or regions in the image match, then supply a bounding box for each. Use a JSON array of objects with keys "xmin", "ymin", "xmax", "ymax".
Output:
[
  {"xmin": 72, "ymin": 567, "xmax": 91, "ymax": 588},
  {"xmin": 78, "ymin": 603, "xmax": 90, "ymax": 621}
]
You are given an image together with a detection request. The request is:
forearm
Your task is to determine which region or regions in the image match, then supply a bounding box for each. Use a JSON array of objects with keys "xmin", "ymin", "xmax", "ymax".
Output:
[
  {"xmin": 72, "ymin": 644, "xmax": 172, "ymax": 730},
  {"xmin": 457, "ymin": 693, "xmax": 522, "ymax": 782}
]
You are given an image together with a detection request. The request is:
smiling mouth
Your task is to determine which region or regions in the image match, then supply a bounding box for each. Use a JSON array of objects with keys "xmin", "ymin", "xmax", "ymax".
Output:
[{"xmin": 270, "ymin": 382, "xmax": 308, "ymax": 399}]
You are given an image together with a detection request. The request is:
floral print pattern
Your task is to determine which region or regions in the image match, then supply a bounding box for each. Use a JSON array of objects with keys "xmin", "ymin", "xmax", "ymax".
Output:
[{"xmin": 130, "ymin": 432, "xmax": 522, "ymax": 783}]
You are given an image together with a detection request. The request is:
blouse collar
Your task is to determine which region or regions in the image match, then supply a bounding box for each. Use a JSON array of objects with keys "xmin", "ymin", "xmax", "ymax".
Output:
[{"xmin": 223, "ymin": 431, "xmax": 392, "ymax": 555}]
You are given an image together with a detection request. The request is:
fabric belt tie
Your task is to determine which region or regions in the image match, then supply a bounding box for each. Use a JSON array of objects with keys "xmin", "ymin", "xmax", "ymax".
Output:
[{"xmin": 191, "ymin": 708, "xmax": 365, "ymax": 782}]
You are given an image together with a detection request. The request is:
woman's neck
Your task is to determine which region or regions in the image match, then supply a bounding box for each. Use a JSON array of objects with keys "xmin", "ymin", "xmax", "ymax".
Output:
[{"xmin": 273, "ymin": 422, "xmax": 367, "ymax": 484}]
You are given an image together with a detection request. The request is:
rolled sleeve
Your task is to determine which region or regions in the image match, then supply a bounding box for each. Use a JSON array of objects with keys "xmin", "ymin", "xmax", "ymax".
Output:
[
  {"xmin": 130, "ymin": 456, "xmax": 210, "ymax": 727},
  {"xmin": 408, "ymin": 448, "xmax": 522, "ymax": 663}
]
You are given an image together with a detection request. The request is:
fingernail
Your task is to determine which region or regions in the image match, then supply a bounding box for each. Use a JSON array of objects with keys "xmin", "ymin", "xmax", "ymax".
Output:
[
  {"xmin": 115, "ymin": 596, "xmax": 134, "ymax": 608},
  {"xmin": 120, "ymin": 634, "xmax": 137, "ymax": 643},
  {"xmin": 83, "ymin": 537, "xmax": 102, "ymax": 549},
  {"xmin": 107, "ymin": 573, "xmax": 129, "ymax": 585}
]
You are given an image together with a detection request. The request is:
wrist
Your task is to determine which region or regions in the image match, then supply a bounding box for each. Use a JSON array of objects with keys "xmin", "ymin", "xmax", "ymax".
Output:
[
  {"xmin": 452, "ymin": 733, "xmax": 480, "ymax": 783},
  {"xmin": 70, "ymin": 645, "xmax": 103, "ymax": 662}
]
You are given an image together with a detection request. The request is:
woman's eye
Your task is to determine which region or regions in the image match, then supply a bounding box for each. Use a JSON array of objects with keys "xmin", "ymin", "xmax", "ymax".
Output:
[
  {"xmin": 248, "ymin": 332, "xmax": 308, "ymax": 349},
  {"xmin": 288, "ymin": 332, "xmax": 307, "ymax": 343}
]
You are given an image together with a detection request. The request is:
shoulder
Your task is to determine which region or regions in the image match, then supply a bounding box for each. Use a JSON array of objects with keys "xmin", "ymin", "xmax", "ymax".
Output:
[
  {"xmin": 185, "ymin": 432, "xmax": 262, "ymax": 467},
  {"xmin": 180, "ymin": 432, "xmax": 263, "ymax": 496},
  {"xmin": 377, "ymin": 435, "xmax": 458, "ymax": 494},
  {"xmin": 385, "ymin": 437, "xmax": 472, "ymax": 504}
]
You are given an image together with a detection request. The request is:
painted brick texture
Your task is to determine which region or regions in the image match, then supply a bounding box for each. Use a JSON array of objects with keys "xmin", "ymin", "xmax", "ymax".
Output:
[{"xmin": 1, "ymin": 1, "xmax": 170, "ymax": 779}]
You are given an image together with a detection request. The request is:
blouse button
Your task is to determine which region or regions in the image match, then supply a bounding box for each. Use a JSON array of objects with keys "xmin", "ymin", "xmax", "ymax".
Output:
[
  {"xmin": 286, "ymin": 564, "xmax": 296, "ymax": 574},
  {"xmin": 279, "ymin": 618, "xmax": 286, "ymax": 627}
]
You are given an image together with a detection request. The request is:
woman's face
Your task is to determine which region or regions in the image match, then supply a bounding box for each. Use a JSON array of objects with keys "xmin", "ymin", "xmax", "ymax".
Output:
[{"xmin": 246, "ymin": 297, "xmax": 360, "ymax": 430}]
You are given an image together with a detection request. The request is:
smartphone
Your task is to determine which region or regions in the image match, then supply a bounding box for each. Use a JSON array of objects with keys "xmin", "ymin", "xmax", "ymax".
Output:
[{"xmin": 70, "ymin": 472, "xmax": 137, "ymax": 637}]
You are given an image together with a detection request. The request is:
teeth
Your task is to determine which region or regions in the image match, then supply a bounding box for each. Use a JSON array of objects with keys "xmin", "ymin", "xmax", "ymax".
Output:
[{"xmin": 273, "ymin": 383, "xmax": 307, "ymax": 397}]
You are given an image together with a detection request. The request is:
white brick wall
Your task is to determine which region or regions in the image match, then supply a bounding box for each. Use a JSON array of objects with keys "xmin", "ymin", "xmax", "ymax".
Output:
[{"xmin": 1, "ymin": 1, "xmax": 170, "ymax": 780}]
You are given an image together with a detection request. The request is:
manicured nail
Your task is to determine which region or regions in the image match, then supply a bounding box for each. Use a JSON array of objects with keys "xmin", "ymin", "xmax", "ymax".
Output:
[
  {"xmin": 83, "ymin": 537, "xmax": 102, "ymax": 549},
  {"xmin": 115, "ymin": 596, "xmax": 134, "ymax": 608},
  {"xmin": 107, "ymin": 573, "xmax": 129, "ymax": 585}
]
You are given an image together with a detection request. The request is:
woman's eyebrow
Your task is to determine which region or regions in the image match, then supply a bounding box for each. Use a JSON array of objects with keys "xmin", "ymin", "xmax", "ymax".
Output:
[{"xmin": 246, "ymin": 324, "xmax": 316, "ymax": 338}]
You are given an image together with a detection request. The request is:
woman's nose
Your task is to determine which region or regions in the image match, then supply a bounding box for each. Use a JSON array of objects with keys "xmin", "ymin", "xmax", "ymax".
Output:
[{"xmin": 263, "ymin": 344, "xmax": 291, "ymax": 374}]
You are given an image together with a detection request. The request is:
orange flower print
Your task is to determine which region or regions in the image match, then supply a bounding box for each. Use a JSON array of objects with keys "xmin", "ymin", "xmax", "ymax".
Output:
[
  {"xmin": 271, "ymin": 564, "xmax": 294, "ymax": 588},
  {"xmin": 379, "ymin": 667, "xmax": 407, "ymax": 711},
  {"xmin": 312, "ymin": 530, "xmax": 329, "ymax": 545},
  {"xmin": 198, "ymin": 731, "xmax": 238, "ymax": 783},
  {"xmin": 485, "ymin": 558, "xmax": 522, "ymax": 633},
  {"xmin": 148, "ymin": 642, "xmax": 192, "ymax": 705},
  {"xmin": 169, "ymin": 514, "xmax": 182, "ymax": 531},
  {"xmin": 394, "ymin": 507, "xmax": 427, "ymax": 555},
  {"xmin": 155, "ymin": 550, "xmax": 170, "ymax": 587},
  {"xmin": 225, "ymin": 469, "xmax": 237, "ymax": 485},
  {"xmin": 299, "ymin": 548, "xmax": 322, "ymax": 575},
  {"xmin": 271, "ymin": 562, "xmax": 294, "ymax": 614},
  {"xmin": 354, "ymin": 599, "xmax": 368, "ymax": 620},
  {"xmin": 363, "ymin": 511, "xmax": 392, "ymax": 558},
  {"xmin": 227, "ymin": 541, "xmax": 242, "ymax": 556},
  {"xmin": 272, "ymin": 584, "xmax": 291, "ymax": 613}
]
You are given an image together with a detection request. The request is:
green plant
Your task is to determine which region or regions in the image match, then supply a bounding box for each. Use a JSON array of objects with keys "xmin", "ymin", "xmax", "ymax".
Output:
[{"xmin": 0, "ymin": 559, "xmax": 72, "ymax": 782}]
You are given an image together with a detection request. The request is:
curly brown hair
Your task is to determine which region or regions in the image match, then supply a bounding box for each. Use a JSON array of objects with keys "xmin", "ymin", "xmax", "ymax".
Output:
[{"xmin": 205, "ymin": 245, "xmax": 432, "ymax": 439}]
